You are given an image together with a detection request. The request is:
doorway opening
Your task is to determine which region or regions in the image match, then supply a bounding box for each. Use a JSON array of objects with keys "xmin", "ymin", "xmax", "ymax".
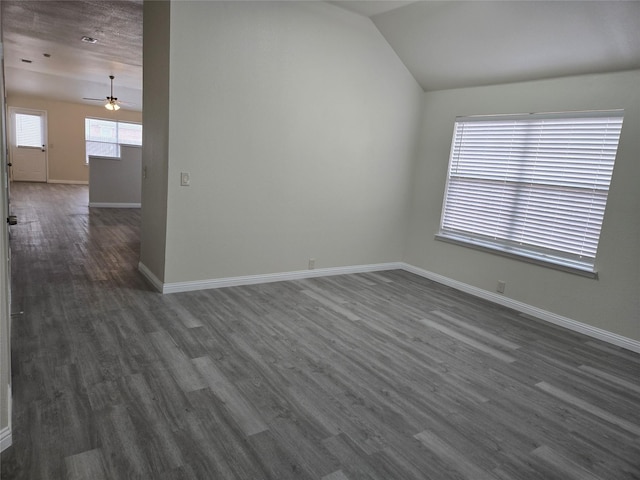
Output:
[{"xmin": 8, "ymin": 108, "xmax": 47, "ymax": 183}]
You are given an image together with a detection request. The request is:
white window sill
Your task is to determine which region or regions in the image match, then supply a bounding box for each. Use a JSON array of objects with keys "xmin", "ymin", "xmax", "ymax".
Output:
[
  {"xmin": 88, "ymin": 155, "xmax": 121, "ymax": 162},
  {"xmin": 435, "ymin": 233, "xmax": 598, "ymax": 279}
]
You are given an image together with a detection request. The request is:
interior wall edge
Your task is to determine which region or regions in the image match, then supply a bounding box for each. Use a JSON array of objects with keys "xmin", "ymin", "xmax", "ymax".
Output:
[{"xmin": 138, "ymin": 261, "xmax": 164, "ymax": 293}]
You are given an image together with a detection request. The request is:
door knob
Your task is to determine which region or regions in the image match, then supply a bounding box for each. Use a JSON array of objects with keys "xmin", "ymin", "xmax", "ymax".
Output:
[{"xmin": 7, "ymin": 216, "xmax": 17, "ymax": 225}]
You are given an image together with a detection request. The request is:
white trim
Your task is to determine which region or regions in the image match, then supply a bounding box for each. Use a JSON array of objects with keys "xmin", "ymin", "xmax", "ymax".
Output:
[
  {"xmin": 8, "ymin": 106, "xmax": 49, "ymax": 182},
  {"xmin": 435, "ymin": 233, "xmax": 597, "ymax": 279},
  {"xmin": 89, "ymin": 202, "xmax": 141, "ymax": 208},
  {"xmin": 47, "ymin": 179, "xmax": 89, "ymax": 185},
  {"xmin": 136, "ymin": 259, "xmax": 640, "ymax": 354},
  {"xmin": 161, "ymin": 263, "xmax": 403, "ymax": 294},
  {"xmin": 0, "ymin": 426, "xmax": 11, "ymax": 452},
  {"xmin": 400, "ymin": 263, "xmax": 640, "ymax": 354},
  {"xmin": 137, "ymin": 261, "xmax": 164, "ymax": 293}
]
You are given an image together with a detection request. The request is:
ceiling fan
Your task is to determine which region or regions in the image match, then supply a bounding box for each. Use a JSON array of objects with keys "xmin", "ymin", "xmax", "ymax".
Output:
[{"xmin": 83, "ymin": 75, "xmax": 129, "ymax": 110}]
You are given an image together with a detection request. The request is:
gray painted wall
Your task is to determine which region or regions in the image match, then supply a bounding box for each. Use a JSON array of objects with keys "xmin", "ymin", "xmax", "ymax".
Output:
[
  {"xmin": 405, "ymin": 70, "xmax": 640, "ymax": 342},
  {"xmin": 140, "ymin": 2, "xmax": 638, "ymax": 346},
  {"xmin": 160, "ymin": 1, "xmax": 423, "ymax": 283},
  {"xmin": 89, "ymin": 146, "xmax": 142, "ymax": 206}
]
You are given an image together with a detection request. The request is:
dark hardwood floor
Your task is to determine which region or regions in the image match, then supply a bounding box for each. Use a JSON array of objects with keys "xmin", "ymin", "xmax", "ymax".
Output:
[{"xmin": 1, "ymin": 182, "xmax": 639, "ymax": 479}]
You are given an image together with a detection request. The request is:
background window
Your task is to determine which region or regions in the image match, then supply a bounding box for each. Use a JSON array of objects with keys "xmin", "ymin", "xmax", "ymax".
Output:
[
  {"xmin": 85, "ymin": 118, "xmax": 142, "ymax": 162},
  {"xmin": 437, "ymin": 110, "xmax": 624, "ymax": 276},
  {"xmin": 15, "ymin": 113, "xmax": 42, "ymax": 147}
]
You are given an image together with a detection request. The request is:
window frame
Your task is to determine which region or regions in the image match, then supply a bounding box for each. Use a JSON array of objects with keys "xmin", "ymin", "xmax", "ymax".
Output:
[
  {"xmin": 436, "ymin": 109, "xmax": 624, "ymax": 279},
  {"xmin": 15, "ymin": 112, "xmax": 44, "ymax": 148},
  {"xmin": 85, "ymin": 117, "xmax": 142, "ymax": 164}
]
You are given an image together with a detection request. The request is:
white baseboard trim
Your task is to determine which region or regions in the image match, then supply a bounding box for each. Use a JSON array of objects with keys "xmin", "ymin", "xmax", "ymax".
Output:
[
  {"xmin": 400, "ymin": 263, "xmax": 640, "ymax": 354},
  {"xmin": 138, "ymin": 261, "xmax": 164, "ymax": 293},
  {"xmin": 0, "ymin": 426, "xmax": 11, "ymax": 452},
  {"xmin": 89, "ymin": 202, "xmax": 141, "ymax": 208},
  {"xmin": 161, "ymin": 262, "xmax": 404, "ymax": 294},
  {"xmin": 47, "ymin": 179, "xmax": 89, "ymax": 185},
  {"xmin": 135, "ymin": 258, "xmax": 639, "ymax": 354}
]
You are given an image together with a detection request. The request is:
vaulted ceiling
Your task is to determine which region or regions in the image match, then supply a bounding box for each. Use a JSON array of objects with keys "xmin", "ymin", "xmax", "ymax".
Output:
[
  {"xmin": 370, "ymin": 1, "xmax": 640, "ymax": 91},
  {"xmin": 2, "ymin": 0, "xmax": 640, "ymax": 112}
]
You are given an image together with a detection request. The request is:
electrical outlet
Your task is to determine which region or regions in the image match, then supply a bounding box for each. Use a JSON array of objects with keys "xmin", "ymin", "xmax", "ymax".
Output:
[
  {"xmin": 180, "ymin": 172, "xmax": 190, "ymax": 186},
  {"xmin": 308, "ymin": 258, "xmax": 315, "ymax": 270},
  {"xmin": 497, "ymin": 280, "xmax": 506, "ymax": 294}
]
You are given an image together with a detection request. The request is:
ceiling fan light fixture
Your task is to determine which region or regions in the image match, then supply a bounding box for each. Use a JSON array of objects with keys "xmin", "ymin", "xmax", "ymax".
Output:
[{"xmin": 104, "ymin": 76, "xmax": 120, "ymax": 110}]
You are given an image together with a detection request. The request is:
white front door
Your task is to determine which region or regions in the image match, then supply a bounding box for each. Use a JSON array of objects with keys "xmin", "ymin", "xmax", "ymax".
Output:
[{"xmin": 9, "ymin": 108, "xmax": 47, "ymax": 182}]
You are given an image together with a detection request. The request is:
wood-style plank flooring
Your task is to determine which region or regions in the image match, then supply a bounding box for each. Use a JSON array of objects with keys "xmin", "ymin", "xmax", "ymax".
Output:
[{"xmin": 2, "ymin": 182, "xmax": 639, "ymax": 479}]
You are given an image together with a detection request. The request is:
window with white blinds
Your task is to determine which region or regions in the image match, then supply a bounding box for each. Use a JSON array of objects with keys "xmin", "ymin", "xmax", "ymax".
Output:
[
  {"xmin": 85, "ymin": 118, "xmax": 142, "ymax": 163},
  {"xmin": 15, "ymin": 113, "xmax": 42, "ymax": 147},
  {"xmin": 437, "ymin": 110, "xmax": 624, "ymax": 276}
]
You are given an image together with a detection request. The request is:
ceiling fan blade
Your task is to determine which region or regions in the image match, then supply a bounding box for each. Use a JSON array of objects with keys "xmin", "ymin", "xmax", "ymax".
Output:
[{"xmin": 83, "ymin": 78, "xmax": 137, "ymax": 109}]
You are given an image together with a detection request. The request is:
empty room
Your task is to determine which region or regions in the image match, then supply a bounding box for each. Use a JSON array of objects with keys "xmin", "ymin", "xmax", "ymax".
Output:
[{"xmin": 1, "ymin": 1, "xmax": 639, "ymax": 479}]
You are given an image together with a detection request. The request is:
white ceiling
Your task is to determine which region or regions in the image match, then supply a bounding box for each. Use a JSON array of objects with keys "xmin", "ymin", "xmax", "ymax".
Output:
[
  {"xmin": 329, "ymin": 1, "xmax": 418, "ymax": 17},
  {"xmin": 370, "ymin": 1, "xmax": 640, "ymax": 91},
  {"xmin": 2, "ymin": 0, "xmax": 640, "ymax": 110},
  {"xmin": 2, "ymin": 0, "xmax": 143, "ymax": 110}
]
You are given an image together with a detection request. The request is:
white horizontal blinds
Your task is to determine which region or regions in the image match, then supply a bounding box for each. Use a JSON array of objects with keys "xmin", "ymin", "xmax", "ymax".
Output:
[
  {"xmin": 15, "ymin": 113, "xmax": 42, "ymax": 147},
  {"xmin": 86, "ymin": 141, "xmax": 119, "ymax": 158},
  {"xmin": 85, "ymin": 118, "xmax": 143, "ymax": 160},
  {"xmin": 86, "ymin": 118, "xmax": 119, "ymax": 157},
  {"xmin": 441, "ymin": 111, "xmax": 623, "ymax": 269},
  {"xmin": 118, "ymin": 122, "xmax": 142, "ymax": 146}
]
